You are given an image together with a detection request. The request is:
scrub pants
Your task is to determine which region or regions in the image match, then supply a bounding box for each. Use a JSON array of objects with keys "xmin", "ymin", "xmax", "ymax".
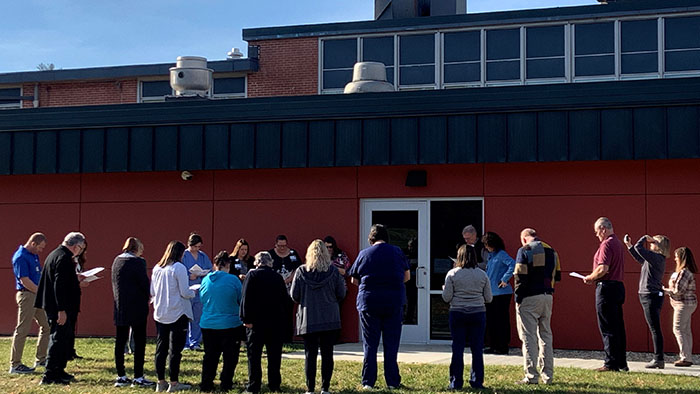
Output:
[{"xmin": 359, "ymin": 306, "xmax": 403, "ymax": 388}]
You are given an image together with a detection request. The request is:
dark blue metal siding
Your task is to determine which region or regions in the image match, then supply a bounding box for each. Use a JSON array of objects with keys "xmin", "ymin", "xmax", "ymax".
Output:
[
  {"xmin": 35, "ymin": 131, "xmax": 57, "ymax": 174},
  {"xmin": 419, "ymin": 117, "xmax": 447, "ymax": 164},
  {"xmin": 129, "ymin": 127, "xmax": 153, "ymax": 172},
  {"xmin": 363, "ymin": 119, "xmax": 390, "ymax": 166},
  {"xmin": 82, "ymin": 129, "xmax": 104, "ymax": 173},
  {"xmin": 634, "ymin": 108, "xmax": 667, "ymax": 160},
  {"xmin": 447, "ymin": 115, "xmax": 476, "ymax": 164},
  {"xmin": 154, "ymin": 126, "xmax": 178, "ymax": 171},
  {"xmin": 538, "ymin": 112, "xmax": 568, "ymax": 162},
  {"xmin": 667, "ymin": 106, "xmax": 700, "ymax": 159},
  {"xmin": 204, "ymin": 124, "xmax": 229, "ymax": 170},
  {"xmin": 105, "ymin": 127, "xmax": 129, "ymax": 172},
  {"xmin": 229, "ymin": 123, "xmax": 255, "ymax": 169},
  {"xmin": 255, "ymin": 123, "xmax": 281, "ymax": 169},
  {"xmin": 308, "ymin": 121, "xmax": 335, "ymax": 167},
  {"xmin": 569, "ymin": 110, "xmax": 601, "ymax": 161},
  {"xmin": 179, "ymin": 125, "xmax": 204, "ymax": 171},
  {"xmin": 58, "ymin": 130, "xmax": 81, "ymax": 173},
  {"xmin": 478, "ymin": 114, "xmax": 506, "ymax": 163},
  {"xmin": 507, "ymin": 113, "xmax": 537, "ymax": 162},
  {"xmin": 601, "ymin": 109, "xmax": 634, "ymax": 160},
  {"xmin": 335, "ymin": 120, "xmax": 362, "ymax": 167},
  {"xmin": 391, "ymin": 118, "xmax": 418, "ymax": 165},
  {"xmin": 281, "ymin": 121, "xmax": 308, "ymax": 168},
  {"xmin": 12, "ymin": 132, "xmax": 34, "ymax": 175},
  {"xmin": 0, "ymin": 132, "xmax": 11, "ymax": 175}
]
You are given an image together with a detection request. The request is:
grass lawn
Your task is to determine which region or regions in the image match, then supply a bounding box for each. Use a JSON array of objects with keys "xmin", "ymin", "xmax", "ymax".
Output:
[{"xmin": 0, "ymin": 337, "xmax": 697, "ymax": 393}]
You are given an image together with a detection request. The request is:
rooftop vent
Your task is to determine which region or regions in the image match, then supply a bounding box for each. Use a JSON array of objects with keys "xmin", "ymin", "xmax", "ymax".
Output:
[
  {"xmin": 169, "ymin": 56, "xmax": 212, "ymax": 97},
  {"xmin": 344, "ymin": 62, "xmax": 395, "ymax": 93},
  {"xmin": 375, "ymin": 0, "xmax": 466, "ymax": 20}
]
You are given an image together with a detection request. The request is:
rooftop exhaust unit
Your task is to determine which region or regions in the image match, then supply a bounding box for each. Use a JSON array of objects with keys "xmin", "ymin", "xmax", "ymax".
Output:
[
  {"xmin": 375, "ymin": 0, "xmax": 466, "ymax": 20},
  {"xmin": 169, "ymin": 56, "xmax": 212, "ymax": 97},
  {"xmin": 344, "ymin": 62, "xmax": 395, "ymax": 93}
]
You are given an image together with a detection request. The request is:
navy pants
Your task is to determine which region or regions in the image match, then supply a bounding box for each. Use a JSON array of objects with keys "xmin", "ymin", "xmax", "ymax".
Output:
[
  {"xmin": 359, "ymin": 307, "xmax": 403, "ymax": 388},
  {"xmin": 449, "ymin": 310, "xmax": 486, "ymax": 389},
  {"xmin": 45, "ymin": 313, "xmax": 76, "ymax": 381},
  {"xmin": 639, "ymin": 293, "xmax": 664, "ymax": 362},
  {"xmin": 596, "ymin": 281, "xmax": 628, "ymax": 370}
]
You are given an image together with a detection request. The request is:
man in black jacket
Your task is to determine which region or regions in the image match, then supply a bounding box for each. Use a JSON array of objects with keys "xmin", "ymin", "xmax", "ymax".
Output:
[
  {"xmin": 240, "ymin": 251, "xmax": 291, "ymax": 394},
  {"xmin": 34, "ymin": 232, "xmax": 86, "ymax": 385}
]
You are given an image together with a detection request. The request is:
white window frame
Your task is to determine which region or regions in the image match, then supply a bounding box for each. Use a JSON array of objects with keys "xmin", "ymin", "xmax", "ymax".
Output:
[
  {"xmin": 484, "ymin": 26, "xmax": 522, "ymax": 86},
  {"xmin": 523, "ymin": 23, "xmax": 568, "ymax": 85},
  {"xmin": 138, "ymin": 77, "xmax": 172, "ymax": 103},
  {"xmin": 397, "ymin": 32, "xmax": 439, "ymax": 91},
  {"xmin": 440, "ymin": 28, "xmax": 483, "ymax": 89},
  {"xmin": 662, "ymin": 14, "xmax": 700, "ymax": 79},
  {"xmin": 211, "ymin": 74, "xmax": 247, "ymax": 99},
  {"xmin": 0, "ymin": 85, "xmax": 23, "ymax": 110}
]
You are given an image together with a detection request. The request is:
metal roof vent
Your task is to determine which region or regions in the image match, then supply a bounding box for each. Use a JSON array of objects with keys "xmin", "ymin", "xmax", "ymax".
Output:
[
  {"xmin": 344, "ymin": 62, "xmax": 395, "ymax": 93},
  {"xmin": 169, "ymin": 56, "xmax": 213, "ymax": 97},
  {"xmin": 375, "ymin": 0, "xmax": 466, "ymax": 20}
]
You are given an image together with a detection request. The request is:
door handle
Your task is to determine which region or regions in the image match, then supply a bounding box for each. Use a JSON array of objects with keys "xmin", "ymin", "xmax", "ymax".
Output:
[{"xmin": 416, "ymin": 266, "xmax": 426, "ymax": 289}]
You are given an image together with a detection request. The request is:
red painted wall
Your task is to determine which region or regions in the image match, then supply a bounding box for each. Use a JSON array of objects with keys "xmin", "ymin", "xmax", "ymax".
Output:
[{"xmin": 2, "ymin": 160, "xmax": 700, "ymax": 353}]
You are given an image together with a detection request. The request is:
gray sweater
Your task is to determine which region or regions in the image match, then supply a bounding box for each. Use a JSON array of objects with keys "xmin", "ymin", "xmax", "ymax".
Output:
[
  {"xmin": 442, "ymin": 266, "xmax": 492, "ymax": 313},
  {"xmin": 290, "ymin": 265, "xmax": 346, "ymax": 335}
]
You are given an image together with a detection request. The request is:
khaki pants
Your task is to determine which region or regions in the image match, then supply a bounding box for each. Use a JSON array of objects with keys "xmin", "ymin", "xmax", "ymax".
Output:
[
  {"xmin": 671, "ymin": 300, "xmax": 697, "ymax": 362},
  {"xmin": 10, "ymin": 290, "xmax": 50, "ymax": 368},
  {"xmin": 516, "ymin": 294, "xmax": 554, "ymax": 384}
]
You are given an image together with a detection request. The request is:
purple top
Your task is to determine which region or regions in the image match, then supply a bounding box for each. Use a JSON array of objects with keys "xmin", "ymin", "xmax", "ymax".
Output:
[{"xmin": 593, "ymin": 234, "xmax": 625, "ymax": 282}]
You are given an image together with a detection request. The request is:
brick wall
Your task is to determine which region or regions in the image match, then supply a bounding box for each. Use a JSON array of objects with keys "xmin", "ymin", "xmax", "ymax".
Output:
[
  {"xmin": 248, "ymin": 37, "xmax": 318, "ymax": 97},
  {"xmin": 21, "ymin": 79, "xmax": 138, "ymax": 108}
]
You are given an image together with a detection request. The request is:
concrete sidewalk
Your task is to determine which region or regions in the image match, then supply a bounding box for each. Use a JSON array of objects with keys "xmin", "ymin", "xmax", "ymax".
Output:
[{"xmin": 284, "ymin": 343, "xmax": 700, "ymax": 377}]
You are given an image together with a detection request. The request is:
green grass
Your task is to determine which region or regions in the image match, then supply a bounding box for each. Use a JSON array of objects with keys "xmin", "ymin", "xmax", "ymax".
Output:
[{"xmin": 1, "ymin": 337, "xmax": 698, "ymax": 393}]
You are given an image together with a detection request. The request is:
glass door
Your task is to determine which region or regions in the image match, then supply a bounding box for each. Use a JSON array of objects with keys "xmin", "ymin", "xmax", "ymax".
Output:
[{"xmin": 360, "ymin": 200, "xmax": 429, "ymax": 343}]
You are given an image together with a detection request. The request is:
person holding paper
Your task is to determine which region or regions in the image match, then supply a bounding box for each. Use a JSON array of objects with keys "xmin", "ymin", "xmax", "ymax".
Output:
[
  {"xmin": 663, "ymin": 247, "xmax": 697, "ymax": 367},
  {"xmin": 181, "ymin": 233, "xmax": 212, "ymax": 351},
  {"xmin": 231, "ymin": 238, "xmax": 254, "ymax": 279},
  {"xmin": 583, "ymin": 217, "xmax": 628, "ymax": 372},
  {"xmin": 151, "ymin": 240, "xmax": 195, "ymax": 392},
  {"xmin": 623, "ymin": 233, "xmax": 669, "ymax": 369},
  {"xmin": 111, "ymin": 237, "xmax": 154, "ymax": 387}
]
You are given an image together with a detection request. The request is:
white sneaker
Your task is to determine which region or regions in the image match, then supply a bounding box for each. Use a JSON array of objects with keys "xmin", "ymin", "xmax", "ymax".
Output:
[
  {"xmin": 362, "ymin": 385, "xmax": 374, "ymax": 390},
  {"xmin": 155, "ymin": 381, "xmax": 169, "ymax": 392},
  {"xmin": 167, "ymin": 382, "xmax": 191, "ymax": 392},
  {"xmin": 321, "ymin": 391, "xmax": 331, "ymax": 394}
]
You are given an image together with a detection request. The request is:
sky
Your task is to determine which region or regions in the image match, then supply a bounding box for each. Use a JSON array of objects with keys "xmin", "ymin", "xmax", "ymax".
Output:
[{"xmin": 1, "ymin": 0, "xmax": 595, "ymax": 73}]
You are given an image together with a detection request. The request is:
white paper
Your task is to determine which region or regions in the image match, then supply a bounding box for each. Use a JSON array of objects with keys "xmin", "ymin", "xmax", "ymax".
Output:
[
  {"xmin": 83, "ymin": 275, "xmax": 102, "ymax": 283},
  {"xmin": 569, "ymin": 272, "xmax": 586, "ymax": 280},
  {"xmin": 189, "ymin": 284, "xmax": 201, "ymax": 291},
  {"xmin": 81, "ymin": 267, "xmax": 104, "ymax": 277},
  {"xmin": 188, "ymin": 264, "xmax": 210, "ymax": 276}
]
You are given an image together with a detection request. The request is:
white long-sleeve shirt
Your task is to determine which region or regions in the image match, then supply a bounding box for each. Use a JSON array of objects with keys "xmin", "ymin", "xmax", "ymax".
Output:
[{"xmin": 151, "ymin": 262, "xmax": 195, "ymax": 324}]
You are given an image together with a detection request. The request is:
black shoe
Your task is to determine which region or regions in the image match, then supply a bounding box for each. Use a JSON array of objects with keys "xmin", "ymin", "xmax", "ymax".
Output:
[
  {"xmin": 40, "ymin": 376, "xmax": 69, "ymax": 385},
  {"xmin": 492, "ymin": 349, "xmax": 509, "ymax": 355},
  {"xmin": 71, "ymin": 353, "xmax": 83, "ymax": 360},
  {"xmin": 60, "ymin": 372, "xmax": 75, "ymax": 382},
  {"xmin": 645, "ymin": 360, "xmax": 664, "ymax": 369}
]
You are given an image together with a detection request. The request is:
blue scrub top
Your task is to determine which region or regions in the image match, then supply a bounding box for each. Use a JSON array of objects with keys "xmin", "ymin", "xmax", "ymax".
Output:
[
  {"xmin": 181, "ymin": 249, "xmax": 213, "ymax": 286},
  {"xmin": 348, "ymin": 242, "xmax": 409, "ymax": 312}
]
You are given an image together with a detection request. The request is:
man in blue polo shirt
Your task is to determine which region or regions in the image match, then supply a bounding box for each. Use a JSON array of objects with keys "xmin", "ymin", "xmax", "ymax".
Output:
[{"xmin": 9, "ymin": 233, "xmax": 49, "ymax": 374}]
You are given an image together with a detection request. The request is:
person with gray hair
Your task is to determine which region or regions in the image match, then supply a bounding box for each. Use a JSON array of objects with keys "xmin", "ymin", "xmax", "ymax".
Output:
[
  {"xmin": 462, "ymin": 225, "xmax": 488, "ymax": 270},
  {"xmin": 34, "ymin": 232, "xmax": 87, "ymax": 385},
  {"xmin": 240, "ymin": 251, "xmax": 291, "ymax": 393}
]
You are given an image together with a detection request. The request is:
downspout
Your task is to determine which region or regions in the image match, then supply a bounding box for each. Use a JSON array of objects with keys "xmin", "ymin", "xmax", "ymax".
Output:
[{"xmin": 33, "ymin": 83, "xmax": 39, "ymax": 108}]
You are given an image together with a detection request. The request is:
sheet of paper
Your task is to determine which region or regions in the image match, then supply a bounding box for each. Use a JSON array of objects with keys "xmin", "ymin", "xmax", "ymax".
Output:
[
  {"xmin": 83, "ymin": 275, "xmax": 102, "ymax": 283},
  {"xmin": 188, "ymin": 264, "xmax": 210, "ymax": 275},
  {"xmin": 189, "ymin": 284, "xmax": 201, "ymax": 291},
  {"xmin": 569, "ymin": 272, "xmax": 586, "ymax": 280},
  {"xmin": 81, "ymin": 267, "xmax": 104, "ymax": 277}
]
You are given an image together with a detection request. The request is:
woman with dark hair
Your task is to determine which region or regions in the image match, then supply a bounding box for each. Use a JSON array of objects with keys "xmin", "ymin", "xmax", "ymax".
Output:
[
  {"xmin": 624, "ymin": 233, "xmax": 669, "ymax": 369},
  {"xmin": 112, "ymin": 237, "xmax": 154, "ymax": 387},
  {"xmin": 231, "ymin": 238, "xmax": 254, "ymax": 279},
  {"xmin": 323, "ymin": 236, "xmax": 350, "ymax": 276},
  {"xmin": 151, "ymin": 241, "xmax": 195, "ymax": 392},
  {"xmin": 482, "ymin": 232, "xmax": 515, "ymax": 355},
  {"xmin": 663, "ymin": 246, "xmax": 697, "ymax": 367},
  {"xmin": 442, "ymin": 245, "xmax": 492, "ymax": 390},
  {"xmin": 181, "ymin": 232, "xmax": 212, "ymax": 351},
  {"xmin": 291, "ymin": 240, "xmax": 346, "ymax": 394},
  {"xmin": 199, "ymin": 251, "xmax": 244, "ymax": 392}
]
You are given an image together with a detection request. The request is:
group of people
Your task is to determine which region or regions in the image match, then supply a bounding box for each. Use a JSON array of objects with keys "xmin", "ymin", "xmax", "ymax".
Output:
[{"xmin": 7, "ymin": 217, "xmax": 698, "ymax": 392}]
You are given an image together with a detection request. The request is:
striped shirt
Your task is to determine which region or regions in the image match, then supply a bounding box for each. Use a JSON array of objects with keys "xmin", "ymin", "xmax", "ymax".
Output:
[{"xmin": 668, "ymin": 269, "xmax": 697, "ymax": 304}]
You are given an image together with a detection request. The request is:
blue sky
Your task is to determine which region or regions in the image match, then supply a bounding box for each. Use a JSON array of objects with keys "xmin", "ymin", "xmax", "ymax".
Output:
[{"xmin": 1, "ymin": 0, "xmax": 594, "ymax": 73}]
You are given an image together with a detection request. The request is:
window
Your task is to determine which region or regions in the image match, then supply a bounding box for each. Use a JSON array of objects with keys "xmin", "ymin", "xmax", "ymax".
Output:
[
  {"xmin": 526, "ymin": 25, "xmax": 565, "ymax": 80},
  {"xmin": 140, "ymin": 80, "xmax": 172, "ymax": 102},
  {"xmin": 322, "ymin": 38, "xmax": 357, "ymax": 90},
  {"xmin": 621, "ymin": 19, "xmax": 658, "ymax": 75},
  {"xmin": 362, "ymin": 36, "xmax": 394, "ymax": 85},
  {"xmin": 486, "ymin": 28, "xmax": 520, "ymax": 82},
  {"xmin": 399, "ymin": 34, "xmax": 435, "ymax": 87},
  {"xmin": 212, "ymin": 76, "xmax": 246, "ymax": 98},
  {"xmin": 665, "ymin": 16, "xmax": 700, "ymax": 73},
  {"xmin": 574, "ymin": 22, "xmax": 615, "ymax": 77},
  {"xmin": 443, "ymin": 31, "xmax": 480, "ymax": 84},
  {"xmin": 0, "ymin": 87, "xmax": 22, "ymax": 109}
]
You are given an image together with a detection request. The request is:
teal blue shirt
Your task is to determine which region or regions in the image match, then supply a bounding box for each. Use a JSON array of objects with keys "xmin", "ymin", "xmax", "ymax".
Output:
[
  {"xmin": 199, "ymin": 270, "xmax": 242, "ymax": 329},
  {"xmin": 485, "ymin": 250, "xmax": 515, "ymax": 296}
]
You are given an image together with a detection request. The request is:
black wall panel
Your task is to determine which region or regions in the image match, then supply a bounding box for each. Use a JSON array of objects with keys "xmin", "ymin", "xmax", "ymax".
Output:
[
  {"xmin": 601, "ymin": 109, "xmax": 634, "ymax": 160},
  {"xmin": 229, "ymin": 123, "xmax": 255, "ymax": 169},
  {"xmin": 335, "ymin": 120, "xmax": 362, "ymax": 167},
  {"xmin": 35, "ymin": 131, "xmax": 57, "ymax": 174},
  {"xmin": 12, "ymin": 132, "xmax": 34, "ymax": 175},
  {"xmin": 419, "ymin": 116, "xmax": 447, "ymax": 164},
  {"xmin": 255, "ymin": 122, "xmax": 281, "ymax": 169},
  {"xmin": 478, "ymin": 114, "xmax": 506, "ymax": 163},
  {"xmin": 179, "ymin": 125, "xmax": 204, "ymax": 171},
  {"xmin": 281, "ymin": 121, "xmax": 308, "ymax": 168},
  {"xmin": 507, "ymin": 113, "xmax": 537, "ymax": 162},
  {"xmin": 308, "ymin": 121, "xmax": 335, "ymax": 167},
  {"xmin": 154, "ymin": 126, "xmax": 178, "ymax": 171},
  {"xmin": 204, "ymin": 124, "xmax": 229, "ymax": 170},
  {"xmin": 569, "ymin": 110, "xmax": 600, "ymax": 161},
  {"xmin": 58, "ymin": 130, "xmax": 80, "ymax": 174},
  {"xmin": 634, "ymin": 107, "xmax": 666, "ymax": 160},
  {"xmin": 81, "ymin": 129, "xmax": 104, "ymax": 173},
  {"xmin": 538, "ymin": 112, "xmax": 568, "ymax": 162},
  {"xmin": 447, "ymin": 115, "xmax": 476, "ymax": 164},
  {"xmin": 667, "ymin": 106, "xmax": 700, "ymax": 159},
  {"xmin": 105, "ymin": 127, "xmax": 129, "ymax": 172},
  {"xmin": 363, "ymin": 119, "xmax": 390, "ymax": 166},
  {"xmin": 391, "ymin": 117, "xmax": 418, "ymax": 165},
  {"xmin": 0, "ymin": 132, "xmax": 11, "ymax": 175},
  {"xmin": 129, "ymin": 127, "xmax": 153, "ymax": 172}
]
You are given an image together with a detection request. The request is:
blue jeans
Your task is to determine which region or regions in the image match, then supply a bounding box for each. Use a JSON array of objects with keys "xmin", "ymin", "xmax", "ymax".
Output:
[
  {"xmin": 359, "ymin": 307, "xmax": 403, "ymax": 388},
  {"xmin": 448, "ymin": 310, "xmax": 486, "ymax": 389},
  {"xmin": 186, "ymin": 297, "xmax": 203, "ymax": 348}
]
